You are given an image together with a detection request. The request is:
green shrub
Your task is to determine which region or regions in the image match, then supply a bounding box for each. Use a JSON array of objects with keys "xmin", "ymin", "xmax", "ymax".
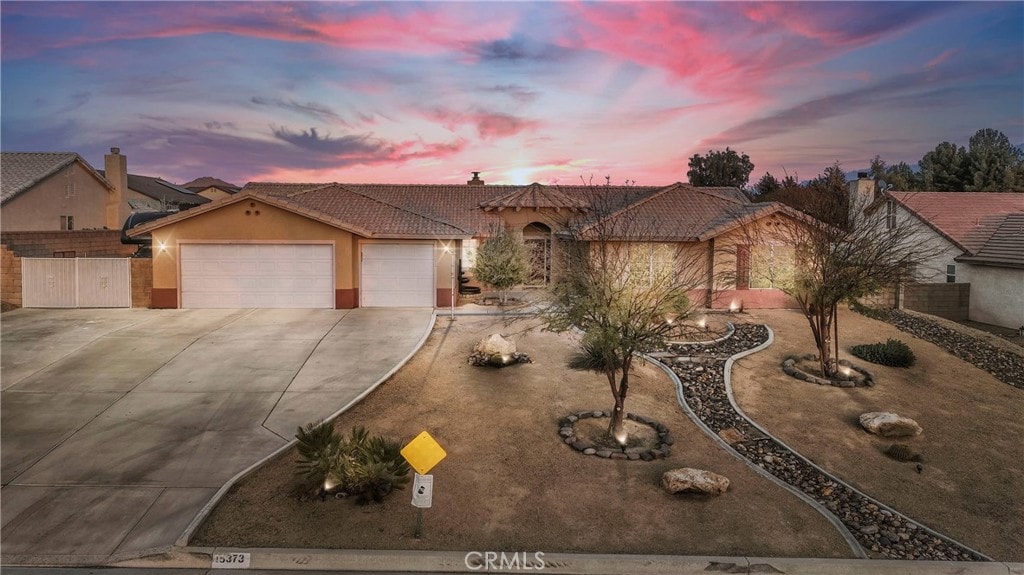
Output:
[
  {"xmin": 851, "ymin": 339, "xmax": 916, "ymax": 367},
  {"xmin": 294, "ymin": 423, "xmax": 411, "ymax": 504}
]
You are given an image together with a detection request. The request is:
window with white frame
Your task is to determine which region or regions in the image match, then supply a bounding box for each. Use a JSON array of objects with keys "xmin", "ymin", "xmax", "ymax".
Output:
[
  {"xmin": 626, "ymin": 243, "xmax": 676, "ymax": 288},
  {"xmin": 60, "ymin": 215, "xmax": 74, "ymax": 231},
  {"xmin": 946, "ymin": 264, "xmax": 956, "ymax": 283},
  {"xmin": 886, "ymin": 200, "xmax": 897, "ymax": 230}
]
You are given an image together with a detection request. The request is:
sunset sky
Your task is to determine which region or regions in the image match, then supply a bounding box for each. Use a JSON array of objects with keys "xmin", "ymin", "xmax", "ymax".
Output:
[{"xmin": 2, "ymin": 1, "xmax": 1021, "ymax": 187}]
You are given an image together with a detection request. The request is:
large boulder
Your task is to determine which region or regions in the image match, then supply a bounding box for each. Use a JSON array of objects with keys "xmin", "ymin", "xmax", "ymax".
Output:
[
  {"xmin": 662, "ymin": 468, "xmax": 730, "ymax": 496},
  {"xmin": 474, "ymin": 333, "xmax": 516, "ymax": 357},
  {"xmin": 859, "ymin": 412, "xmax": 922, "ymax": 438}
]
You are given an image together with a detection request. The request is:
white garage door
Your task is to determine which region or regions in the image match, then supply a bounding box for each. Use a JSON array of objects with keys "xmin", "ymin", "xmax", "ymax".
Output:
[
  {"xmin": 361, "ymin": 243, "xmax": 435, "ymax": 307},
  {"xmin": 180, "ymin": 244, "xmax": 334, "ymax": 308}
]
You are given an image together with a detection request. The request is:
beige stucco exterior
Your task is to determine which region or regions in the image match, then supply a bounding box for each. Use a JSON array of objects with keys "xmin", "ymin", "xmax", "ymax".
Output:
[
  {"xmin": 964, "ymin": 265, "xmax": 1024, "ymax": 329},
  {"xmin": 1, "ymin": 162, "xmax": 118, "ymax": 231}
]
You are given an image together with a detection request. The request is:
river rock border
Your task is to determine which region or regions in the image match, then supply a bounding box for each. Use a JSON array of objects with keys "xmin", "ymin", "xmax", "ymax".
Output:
[
  {"xmin": 559, "ymin": 411, "xmax": 672, "ymax": 461},
  {"xmin": 656, "ymin": 322, "xmax": 989, "ymax": 561},
  {"xmin": 782, "ymin": 355, "xmax": 875, "ymax": 387}
]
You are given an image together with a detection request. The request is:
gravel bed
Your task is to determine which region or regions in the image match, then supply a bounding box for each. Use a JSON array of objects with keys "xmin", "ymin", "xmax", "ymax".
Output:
[
  {"xmin": 663, "ymin": 323, "xmax": 986, "ymax": 561},
  {"xmin": 854, "ymin": 306, "xmax": 1024, "ymax": 390}
]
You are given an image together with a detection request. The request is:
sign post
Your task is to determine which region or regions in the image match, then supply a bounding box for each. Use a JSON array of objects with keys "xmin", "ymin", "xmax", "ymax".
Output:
[{"xmin": 400, "ymin": 431, "xmax": 446, "ymax": 539}]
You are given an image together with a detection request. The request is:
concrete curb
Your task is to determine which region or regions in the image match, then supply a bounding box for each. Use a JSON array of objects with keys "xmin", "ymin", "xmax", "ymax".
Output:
[
  {"xmin": 114, "ymin": 547, "xmax": 1021, "ymax": 574},
  {"xmin": 170, "ymin": 310, "xmax": 440, "ymax": 549}
]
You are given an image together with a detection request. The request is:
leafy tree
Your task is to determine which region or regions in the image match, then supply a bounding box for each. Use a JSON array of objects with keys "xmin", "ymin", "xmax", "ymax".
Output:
[
  {"xmin": 687, "ymin": 147, "xmax": 755, "ymax": 189},
  {"xmin": 752, "ymin": 172, "xmax": 781, "ymax": 197},
  {"xmin": 870, "ymin": 156, "xmax": 920, "ymax": 191},
  {"xmin": 473, "ymin": 226, "xmax": 530, "ymax": 304},
  {"xmin": 543, "ymin": 191, "xmax": 714, "ymax": 445},
  {"xmin": 919, "ymin": 141, "xmax": 969, "ymax": 191},
  {"xmin": 966, "ymin": 128, "xmax": 1024, "ymax": 191}
]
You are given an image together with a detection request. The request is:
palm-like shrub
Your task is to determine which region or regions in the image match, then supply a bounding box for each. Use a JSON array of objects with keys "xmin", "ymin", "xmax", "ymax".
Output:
[
  {"xmin": 294, "ymin": 423, "xmax": 410, "ymax": 503},
  {"xmin": 851, "ymin": 339, "xmax": 916, "ymax": 367}
]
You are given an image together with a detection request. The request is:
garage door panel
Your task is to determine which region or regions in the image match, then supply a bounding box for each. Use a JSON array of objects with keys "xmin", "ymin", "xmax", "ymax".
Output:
[
  {"xmin": 181, "ymin": 244, "xmax": 334, "ymax": 309},
  {"xmin": 360, "ymin": 243, "xmax": 434, "ymax": 307}
]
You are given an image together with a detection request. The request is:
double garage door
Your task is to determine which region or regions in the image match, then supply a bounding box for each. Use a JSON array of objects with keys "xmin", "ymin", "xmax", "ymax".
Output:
[{"xmin": 180, "ymin": 243, "xmax": 434, "ymax": 309}]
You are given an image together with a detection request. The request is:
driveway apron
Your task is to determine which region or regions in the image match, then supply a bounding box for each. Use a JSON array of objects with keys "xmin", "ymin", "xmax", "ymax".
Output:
[{"xmin": 0, "ymin": 307, "xmax": 433, "ymax": 565}]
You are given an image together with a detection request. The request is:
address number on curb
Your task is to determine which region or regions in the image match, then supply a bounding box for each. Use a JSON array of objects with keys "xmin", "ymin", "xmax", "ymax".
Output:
[{"xmin": 212, "ymin": 552, "xmax": 251, "ymax": 569}]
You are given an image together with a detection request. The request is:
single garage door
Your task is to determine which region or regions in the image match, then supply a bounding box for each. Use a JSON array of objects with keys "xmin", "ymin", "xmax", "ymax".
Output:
[
  {"xmin": 181, "ymin": 243, "xmax": 334, "ymax": 308},
  {"xmin": 361, "ymin": 243, "xmax": 435, "ymax": 307}
]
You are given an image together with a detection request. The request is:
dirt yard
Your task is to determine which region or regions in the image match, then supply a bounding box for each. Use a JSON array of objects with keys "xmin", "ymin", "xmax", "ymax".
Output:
[
  {"xmin": 731, "ymin": 308, "xmax": 1024, "ymax": 561},
  {"xmin": 193, "ymin": 315, "xmax": 851, "ymax": 557}
]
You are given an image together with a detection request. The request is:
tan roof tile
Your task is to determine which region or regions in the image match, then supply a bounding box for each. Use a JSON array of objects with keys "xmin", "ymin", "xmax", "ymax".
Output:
[{"xmin": 889, "ymin": 192, "xmax": 1024, "ymax": 254}]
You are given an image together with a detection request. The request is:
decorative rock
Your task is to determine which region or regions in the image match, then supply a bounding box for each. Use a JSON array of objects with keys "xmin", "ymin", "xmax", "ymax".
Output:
[
  {"xmin": 717, "ymin": 427, "xmax": 745, "ymax": 444},
  {"xmin": 859, "ymin": 412, "xmax": 923, "ymax": 438},
  {"xmin": 474, "ymin": 333, "xmax": 516, "ymax": 356},
  {"xmin": 860, "ymin": 525, "xmax": 880, "ymax": 535},
  {"xmin": 583, "ymin": 448, "xmax": 597, "ymax": 455},
  {"xmin": 596, "ymin": 450, "xmax": 612, "ymax": 458},
  {"xmin": 662, "ymin": 468, "xmax": 730, "ymax": 496}
]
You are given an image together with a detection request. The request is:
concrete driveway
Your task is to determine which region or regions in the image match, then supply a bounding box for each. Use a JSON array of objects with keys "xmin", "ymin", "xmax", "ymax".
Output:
[{"xmin": 0, "ymin": 307, "xmax": 434, "ymax": 565}]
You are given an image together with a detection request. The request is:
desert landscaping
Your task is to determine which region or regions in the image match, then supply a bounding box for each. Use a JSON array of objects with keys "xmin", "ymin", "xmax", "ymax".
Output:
[{"xmin": 193, "ymin": 309, "xmax": 1023, "ymax": 561}]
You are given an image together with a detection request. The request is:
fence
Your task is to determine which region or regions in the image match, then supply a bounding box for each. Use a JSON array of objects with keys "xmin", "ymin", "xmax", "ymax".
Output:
[{"xmin": 22, "ymin": 258, "xmax": 131, "ymax": 308}]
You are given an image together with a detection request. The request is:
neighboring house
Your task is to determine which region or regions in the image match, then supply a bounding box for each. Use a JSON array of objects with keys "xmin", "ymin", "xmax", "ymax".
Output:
[
  {"xmin": 99, "ymin": 171, "xmax": 209, "ymax": 212},
  {"xmin": 182, "ymin": 176, "xmax": 241, "ymax": 201},
  {"xmin": 1, "ymin": 151, "xmax": 126, "ymax": 231},
  {"xmin": 859, "ymin": 179, "xmax": 1024, "ymax": 329},
  {"xmin": 128, "ymin": 176, "xmax": 812, "ymax": 310}
]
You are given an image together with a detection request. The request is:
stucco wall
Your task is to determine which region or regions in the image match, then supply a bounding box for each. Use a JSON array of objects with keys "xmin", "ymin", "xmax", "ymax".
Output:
[
  {"xmin": 964, "ymin": 264, "xmax": 1024, "ymax": 329},
  {"xmin": 149, "ymin": 199, "xmax": 356, "ymax": 307},
  {"xmin": 710, "ymin": 214, "xmax": 800, "ymax": 309},
  {"xmin": 1, "ymin": 164, "xmax": 114, "ymax": 231}
]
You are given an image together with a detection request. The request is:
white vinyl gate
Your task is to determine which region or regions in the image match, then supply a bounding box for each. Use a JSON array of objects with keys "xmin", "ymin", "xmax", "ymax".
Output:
[{"xmin": 22, "ymin": 258, "xmax": 131, "ymax": 308}]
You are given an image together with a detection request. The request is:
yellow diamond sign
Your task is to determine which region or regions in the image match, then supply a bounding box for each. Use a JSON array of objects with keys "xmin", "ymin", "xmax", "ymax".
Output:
[{"xmin": 401, "ymin": 431, "xmax": 447, "ymax": 475}]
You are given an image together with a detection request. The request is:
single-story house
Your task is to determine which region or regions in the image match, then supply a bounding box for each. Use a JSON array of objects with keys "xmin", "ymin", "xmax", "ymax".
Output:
[
  {"xmin": 182, "ymin": 176, "xmax": 241, "ymax": 201},
  {"xmin": 128, "ymin": 174, "xmax": 812, "ymax": 310},
  {"xmin": 859, "ymin": 183, "xmax": 1024, "ymax": 329}
]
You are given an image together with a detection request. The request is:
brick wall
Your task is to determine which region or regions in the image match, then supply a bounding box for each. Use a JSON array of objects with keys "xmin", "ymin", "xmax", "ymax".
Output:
[
  {"xmin": 900, "ymin": 282, "xmax": 970, "ymax": 321},
  {"xmin": 1, "ymin": 245, "xmax": 22, "ymax": 310},
  {"xmin": 858, "ymin": 285, "xmax": 898, "ymax": 309},
  {"xmin": 0, "ymin": 230, "xmax": 136, "ymax": 258},
  {"xmin": 131, "ymin": 258, "xmax": 152, "ymax": 308}
]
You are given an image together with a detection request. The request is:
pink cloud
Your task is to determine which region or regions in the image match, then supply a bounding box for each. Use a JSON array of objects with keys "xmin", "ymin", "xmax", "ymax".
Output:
[
  {"xmin": 423, "ymin": 108, "xmax": 540, "ymax": 140},
  {"xmin": 18, "ymin": 3, "xmax": 516, "ymax": 60}
]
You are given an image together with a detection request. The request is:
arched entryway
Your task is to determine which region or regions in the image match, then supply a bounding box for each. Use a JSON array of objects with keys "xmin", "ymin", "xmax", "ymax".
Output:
[{"xmin": 523, "ymin": 222, "xmax": 551, "ymax": 285}]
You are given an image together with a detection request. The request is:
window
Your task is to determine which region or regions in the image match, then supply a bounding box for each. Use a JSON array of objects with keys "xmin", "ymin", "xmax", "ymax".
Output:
[
  {"xmin": 946, "ymin": 264, "xmax": 956, "ymax": 283},
  {"xmin": 60, "ymin": 215, "xmax": 74, "ymax": 231},
  {"xmin": 750, "ymin": 245, "xmax": 795, "ymax": 289},
  {"xmin": 886, "ymin": 200, "xmax": 897, "ymax": 230},
  {"xmin": 53, "ymin": 251, "xmax": 75, "ymax": 258},
  {"xmin": 626, "ymin": 243, "xmax": 676, "ymax": 288}
]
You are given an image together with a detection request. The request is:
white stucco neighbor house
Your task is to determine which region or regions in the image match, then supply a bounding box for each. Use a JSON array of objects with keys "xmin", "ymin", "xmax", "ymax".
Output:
[{"xmin": 853, "ymin": 177, "xmax": 1024, "ymax": 330}]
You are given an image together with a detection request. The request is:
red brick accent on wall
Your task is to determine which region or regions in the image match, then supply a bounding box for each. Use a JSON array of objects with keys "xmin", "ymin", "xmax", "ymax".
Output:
[
  {"xmin": 1, "ymin": 245, "xmax": 22, "ymax": 310},
  {"xmin": 151, "ymin": 288, "xmax": 177, "ymax": 308},
  {"xmin": 336, "ymin": 288, "xmax": 358, "ymax": 309},
  {"xmin": 436, "ymin": 288, "xmax": 453, "ymax": 308},
  {"xmin": 131, "ymin": 258, "xmax": 152, "ymax": 308},
  {"xmin": 1, "ymin": 230, "xmax": 136, "ymax": 258}
]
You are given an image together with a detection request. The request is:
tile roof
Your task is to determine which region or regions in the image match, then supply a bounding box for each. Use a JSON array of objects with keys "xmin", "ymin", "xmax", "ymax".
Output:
[
  {"xmin": 182, "ymin": 176, "xmax": 241, "ymax": 193},
  {"xmin": 956, "ymin": 213, "xmax": 1024, "ymax": 268},
  {"xmin": 888, "ymin": 192, "xmax": 1024, "ymax": 254},
  {"xmin": 99, "ymin": 170, "xmax": 209, "ymax": 208},
  {"xmin": 480, "ymin": 183, "xmax": 590, "ymax": 211},
  {"xmin": 182, "ymin": 181, "xmax": 778, "ymax": 242},
  {"xmin": 1, "ymin": 152, "xmax": 111, "ymax": 204}
]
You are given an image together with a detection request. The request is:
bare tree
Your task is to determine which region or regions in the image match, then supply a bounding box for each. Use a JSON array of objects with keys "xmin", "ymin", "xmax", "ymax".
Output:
[
  {"xmin": 740, "ymin": 188, "xmax": 944, "ymax": 378},
  {"xmin": 541, "ymin": 188, "xmax": 723, "ymax": 444}
]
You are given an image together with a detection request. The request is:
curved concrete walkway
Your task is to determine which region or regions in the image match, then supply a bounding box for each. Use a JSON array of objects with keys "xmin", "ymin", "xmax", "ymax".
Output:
[{"xmin": 1, "ymin": 307, "xmax": 434, "ymax": 566}]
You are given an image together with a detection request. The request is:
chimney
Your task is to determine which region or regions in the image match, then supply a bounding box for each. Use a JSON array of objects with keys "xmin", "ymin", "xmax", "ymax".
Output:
[
  {"xmin": 467, "ymin": 171, "xmax": 484, "ymax": 186},
  {"xmin": 847, "ymin": 172, "xmax": 874, "ymax": 225},
  {"xmin": 104, "ymin": 147, "xmax": 128, "ymax": 229}
]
